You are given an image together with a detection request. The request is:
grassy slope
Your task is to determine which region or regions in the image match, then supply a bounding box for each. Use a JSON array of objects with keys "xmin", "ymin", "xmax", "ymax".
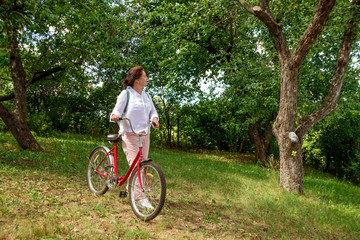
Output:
[{"xmin": 0, "ymin": 132, "xmax": 359, "ymax": 240}]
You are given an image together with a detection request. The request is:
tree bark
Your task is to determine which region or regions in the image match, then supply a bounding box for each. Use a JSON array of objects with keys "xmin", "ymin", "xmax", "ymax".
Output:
[
  {"xmin": 273, "ymin": 66, "xmax": 304, "ymax": 193},
  {"xmin": 277, "ymin": 136, "xmax": 304, "ymax": 193},
  {"xmin": 248, "ymin": 120, "xmax": 273, "ymax": 167},
  {"xmin": 0, "ymin": 103, "xmax": 43, "ymax": 151},
  {"xmin": 325, "ymin": 154, "xmax": 331, "ymax": 172},
  {"xmin": 238, "ymin": 131, "xmax": 248, "ymax": 153},
  {"xmin": 233, "ymin": 122, "xmax": 243, "ymax": 152},
  {"xmin": 177, "ymin": 116, "xmax": 180, "ymax": 146}
]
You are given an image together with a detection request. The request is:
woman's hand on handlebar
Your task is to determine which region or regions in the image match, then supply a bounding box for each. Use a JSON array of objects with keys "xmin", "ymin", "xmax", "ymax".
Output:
[
  {"xmin": 151, "ymin": 117, "xmax": 159, "ymax": 128},
  {"xmin": 111, "ymin": 114, "xmax": 121, "ymax": 122}
]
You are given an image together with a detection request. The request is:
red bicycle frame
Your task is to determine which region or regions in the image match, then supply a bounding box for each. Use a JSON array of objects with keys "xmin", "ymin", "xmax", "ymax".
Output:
[{"xmin": 94, "ymin": 141, "xmax": 146, "ymax": 190}]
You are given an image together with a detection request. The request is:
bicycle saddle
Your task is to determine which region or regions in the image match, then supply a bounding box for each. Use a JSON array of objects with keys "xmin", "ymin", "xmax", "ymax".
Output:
[{"xmin": 107, "ymin": 134, "xmax": 122, "ymax": 142}]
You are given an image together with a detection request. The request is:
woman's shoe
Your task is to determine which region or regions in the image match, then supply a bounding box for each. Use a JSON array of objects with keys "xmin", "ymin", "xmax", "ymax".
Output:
[{"xmin": 136, "ymin": 198, "xmax": 154, "ymax": 210}]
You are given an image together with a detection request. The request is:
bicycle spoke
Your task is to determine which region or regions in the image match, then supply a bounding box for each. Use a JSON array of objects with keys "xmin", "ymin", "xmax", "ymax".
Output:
[{"xmin": 87, "ymin": 146, "xmax": 110, "ymax": 195}]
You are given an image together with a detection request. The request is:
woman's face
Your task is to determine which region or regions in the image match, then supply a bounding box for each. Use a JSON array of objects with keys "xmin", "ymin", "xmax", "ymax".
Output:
[{"xmin": 136, "ymin": 70, "xmax": 148, "ymax": 88}]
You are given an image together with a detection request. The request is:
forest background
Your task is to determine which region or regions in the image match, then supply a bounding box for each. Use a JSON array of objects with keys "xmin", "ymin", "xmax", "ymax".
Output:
[{"xmin": 1, "ymin": 0, "xmax": 360, "ymax": 188}]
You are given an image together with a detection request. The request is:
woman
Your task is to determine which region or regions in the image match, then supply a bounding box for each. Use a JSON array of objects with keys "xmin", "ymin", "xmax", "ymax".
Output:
[{"xmin": 110, "ymin": 66, "xmax": 159, "ymax": 209}]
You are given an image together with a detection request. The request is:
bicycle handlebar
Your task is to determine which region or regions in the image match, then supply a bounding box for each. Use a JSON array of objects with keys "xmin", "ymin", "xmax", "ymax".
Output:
[{"xmin": 117, "ymin": 118, "xmax": 154, "ymax": 136}]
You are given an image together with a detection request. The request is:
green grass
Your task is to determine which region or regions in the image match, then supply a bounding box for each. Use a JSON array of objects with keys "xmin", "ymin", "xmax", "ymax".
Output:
[{"xmin": 0, "ymin": 131, "xmax": 359, "ymax": 239}]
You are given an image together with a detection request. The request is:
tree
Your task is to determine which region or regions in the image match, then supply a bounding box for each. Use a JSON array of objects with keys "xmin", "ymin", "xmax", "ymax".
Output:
[
  {"xmin": 236, "ymin": 0, "xmax": 360, "ymax": 193},
  {"xmin": 0, "ymin": 0, "xmax": 130, "ymax": 150}
]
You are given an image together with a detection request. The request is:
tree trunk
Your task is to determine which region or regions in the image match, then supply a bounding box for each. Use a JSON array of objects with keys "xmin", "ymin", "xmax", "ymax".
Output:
[
  {"xmin": 0, "ymin": 103, "xmax": 43, "ymax": 151},
  {"xmin": 166, "ymin": 115, "xmax": 171, "ymax": 146},
  {"xmin": 273, "ymin": 66, "xmax": 303, "ymax": 193},
  {"xmin": 160, "ymin": 96, "xmax": 172, "ymax": 146},
  {"xmin": 233, "ymin": 122, "xmax": 243, "ymax": 152},
  {"xmin": 248, "ymin": 120, "xmax": 273, "ymax": 167},
  {"xmin": 0, "ymin": 20, "xmax": 43, "ymax": 151},
  {"xmin": 238, "ymin": 131, "xmax": 248, "ymax": 153},
  {"xmin": 325, "ymin": 154, "xmax": 331, "ymax": 172},
  {"xmin": 277, "ymin": 135, "xmax": 304, "ymax": 193},
  {"xmin": 177, "ymin": 117, "xmax": 180, "ymax": 146}
]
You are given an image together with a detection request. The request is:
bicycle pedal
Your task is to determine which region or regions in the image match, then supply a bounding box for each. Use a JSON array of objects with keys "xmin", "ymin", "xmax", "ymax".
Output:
[{"xmin": 119, "ymin": 191, "xmax": 128, "ymax": 198}]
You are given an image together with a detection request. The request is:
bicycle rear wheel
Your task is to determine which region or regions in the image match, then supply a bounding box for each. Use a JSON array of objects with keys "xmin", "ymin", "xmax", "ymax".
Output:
[
  {"xmin": 87, "ymin": 146, "xmax": 112, "ymax": 195},
  {"xmin": 128, "ymin": 161, "xmax": 166, "ymax": 221}
]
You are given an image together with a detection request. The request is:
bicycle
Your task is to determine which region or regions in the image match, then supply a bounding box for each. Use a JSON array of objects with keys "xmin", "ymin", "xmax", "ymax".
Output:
[{"xmin": 86, "ymin": 118, "xmax": 166, "ymax": 221}]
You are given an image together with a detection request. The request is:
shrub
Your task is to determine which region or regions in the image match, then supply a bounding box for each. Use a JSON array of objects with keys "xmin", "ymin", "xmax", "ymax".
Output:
[{"xmin": 303, "ymin": 109, "xmax": 360, "ymax": 185}]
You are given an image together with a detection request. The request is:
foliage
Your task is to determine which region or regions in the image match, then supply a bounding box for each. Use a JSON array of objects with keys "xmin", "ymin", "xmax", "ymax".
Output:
[
  {"xmin": 27, "ymin": 78, "xmax": 119, "ymax": 136},
  {"xmin": 303, "ymin": 104, "xmax": 360, "ymax": 185},
  {"xmin": 181, "ymin": 98, "xmax": 236, "ymax": 151},
  {"xmin": 27, "ymin": 113, "xmax": 54, "ymax": 135},
  {"xmin": 0, "ymin": 0, "xmax": 135, "ymax": 145},
  {"xmin": 0, "ymin": 0, "xmax": 142, "ymax": 140},
  {"xmin": 1, "ymin": 0, "xmax": 132, "ymax": 75}
]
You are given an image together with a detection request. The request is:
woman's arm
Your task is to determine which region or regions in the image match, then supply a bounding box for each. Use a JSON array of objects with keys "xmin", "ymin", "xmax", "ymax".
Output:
[
  {"xmin": 148, "ymin": 94, "xmax": 159, "ymax": 128},
  {"xmin": 110, "ymin": 90, "xmax": 127, "ymax": 122},
  {"xmin": 151, "ymin": 117, "xmax": 159, "ymax": 128}
]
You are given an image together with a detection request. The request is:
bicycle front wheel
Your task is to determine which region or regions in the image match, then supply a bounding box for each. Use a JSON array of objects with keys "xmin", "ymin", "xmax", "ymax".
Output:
[
  {"xmin": 87, "ymin": 146, "xmax": 112, "ymax": 195},
  {"xmin": 128, "ymin": 161, "xmax": 166, "ymax": 221}
]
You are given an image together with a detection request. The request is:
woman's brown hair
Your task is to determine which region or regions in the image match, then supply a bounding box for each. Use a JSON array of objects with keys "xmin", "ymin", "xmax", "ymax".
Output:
[{"xmin": 123, "ymin": 66, "xmax": 144, "ymax": 88}]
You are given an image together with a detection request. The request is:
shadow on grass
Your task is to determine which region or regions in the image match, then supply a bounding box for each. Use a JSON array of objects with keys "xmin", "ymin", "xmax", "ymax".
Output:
[{"xmin": 162, "ymin": 198, "xmax": 252, "ymax": 237}]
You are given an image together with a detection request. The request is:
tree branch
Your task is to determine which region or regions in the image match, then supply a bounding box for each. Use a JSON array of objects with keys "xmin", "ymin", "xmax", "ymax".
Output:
[
  {"xmin": 26, "ymin": 66, "xmax": 65, "ymax": 86},
  {"xmin": 259, "ymin": 0, "xmax": 271, "ymax": 14},
  {"xmin": 236, "ymin": 0, "xmax": 291, "ymax": 65},
  {"xmin": 227, "ymin": 16, "xmax": 235, "ymax": 56},
  {"xmin": 235, "ymin": 0, "xmax": 255, "ymax": 15},
  {"xmin": 0, "ymin": 92, "xmax": 15, "ymax": 101},
  {"xmin": 290, "ymin": 0, "xmax": 336, "ymax": 71},
  {"xmin": 0, "ymin": 66, "xmax": 65, "ymax": 102},
  {"xmin": 27, "ymin": 49, "xmax": 48, "ymax": 88},
  {"xmin": 0, "ymin": 101, "xmax": 14, "ymax": 122},
  {"xmin": 296, "ymin": 0, "xmax": 360, "ymax": 138}
]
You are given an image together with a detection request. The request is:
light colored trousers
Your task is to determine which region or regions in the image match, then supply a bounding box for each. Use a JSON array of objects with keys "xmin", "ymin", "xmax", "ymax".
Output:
[{"xmin": 122, "ymin": 132, "xmax": 150, "ymax": 201}]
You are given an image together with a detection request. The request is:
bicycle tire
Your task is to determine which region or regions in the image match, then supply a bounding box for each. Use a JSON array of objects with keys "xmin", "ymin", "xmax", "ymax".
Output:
[
  {"xmin": 87, "ymin": 146, "xmax": 112, "ymax": 195},
  {"xmin": 128, "ymin": 161, "xmax": 166, "ymax": 221}
]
